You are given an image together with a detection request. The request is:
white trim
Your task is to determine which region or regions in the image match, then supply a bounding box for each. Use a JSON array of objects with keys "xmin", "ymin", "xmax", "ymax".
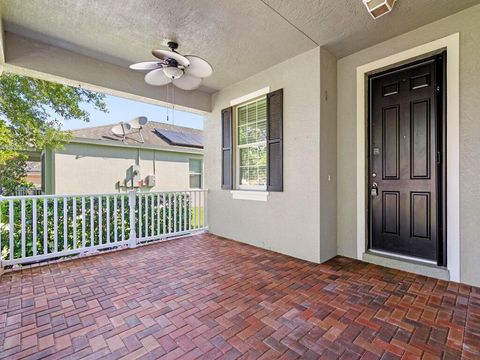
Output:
[
  {"xmin": 369, "ymin": 249, "xmax": 437, "ymax": 265},
  {"xmin": 235, "ymin": 98, "xmax": 268, "ymax": 190},
  {"xmin": 230, "ymin": 87, "xmax": 270, "ymax": 106},
  {"xmin": 356, "ymin": 33, "xmax": 460, "ymax": 282},
  {"xmin": 230, "ymin": 190, "xmax": 269, "ymax": 202}
]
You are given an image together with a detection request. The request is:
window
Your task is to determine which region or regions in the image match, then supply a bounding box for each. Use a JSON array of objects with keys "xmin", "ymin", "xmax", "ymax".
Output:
[
  {"xmin": 189, "ymin": 159, "xmax": 202, "ymax": 188},
  {"xmin": 236, "ymin": 97, "xmax": 267, "ymax": 190}
]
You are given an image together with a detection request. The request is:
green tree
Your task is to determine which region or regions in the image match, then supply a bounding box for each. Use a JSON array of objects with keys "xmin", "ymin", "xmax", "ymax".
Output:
[{"xmin": 0, "ymin": 73, "xmax": 108, "ymax": 193}]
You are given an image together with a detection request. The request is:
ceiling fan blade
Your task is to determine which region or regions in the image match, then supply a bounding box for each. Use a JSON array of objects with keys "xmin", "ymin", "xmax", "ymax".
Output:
[
  {"xmin": 184, "ymin": 55, "xmax": 213, "ymax": 78},
  {"xmin": 152, "ymin": 49, "xmax": 190, "ymax": 67},
  {"xmin": 145, "ymin": 69, "xmax": 172, "ymax": 86},
  {"xmin": 172, "ymin": 73, "xmax": 202, "ymax": 90},
  {"xmin": 129, "ymin": 61, "xmax": 162, "ymax": 70}
]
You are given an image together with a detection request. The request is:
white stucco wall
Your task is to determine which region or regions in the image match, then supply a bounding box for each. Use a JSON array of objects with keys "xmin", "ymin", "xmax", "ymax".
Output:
[
  {"xmin": 337, "ymin": 5, "xmax": 480, "ymax": 286},
  {"xmin": 205, "ymin": 47, "xmax": 323, "ymax": 263},
  {"xmin": 50, "ymin": 143, "xmax": 202, "ymax": 195}
]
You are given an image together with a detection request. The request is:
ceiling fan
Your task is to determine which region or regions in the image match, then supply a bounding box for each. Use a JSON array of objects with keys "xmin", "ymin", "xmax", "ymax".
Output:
[{"xmin": 129, "ymin": 41, "xmax": 213, "ymax": 90}]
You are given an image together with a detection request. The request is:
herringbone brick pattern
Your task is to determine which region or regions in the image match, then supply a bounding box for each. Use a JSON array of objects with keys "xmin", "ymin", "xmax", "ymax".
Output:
[{"xmin": 0, "ymin": 234, "xmax": 479, "ymax": 359}]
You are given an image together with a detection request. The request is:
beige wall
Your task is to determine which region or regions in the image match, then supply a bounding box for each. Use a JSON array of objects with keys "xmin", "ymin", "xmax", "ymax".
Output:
[
  {"xmin": 51, "ymin": 142, "xmax": 202, "ymax": 195},
  {"xmin": 205, "ymin": 47, "xmax": 338, "ymax": 263},
  {"xmin": 337, "ymin": 5, "xmax": 480, "ymax": 285}
]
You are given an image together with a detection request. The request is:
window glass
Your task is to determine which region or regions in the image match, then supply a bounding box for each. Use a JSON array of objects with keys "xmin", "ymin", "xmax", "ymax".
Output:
[
  {"xmin": 237, "ymin": 98, "xmax": 267, "ymax": 188},
  {"xmin": 189, "ymin": 159, "xmax": 202, "ymax": 188}
]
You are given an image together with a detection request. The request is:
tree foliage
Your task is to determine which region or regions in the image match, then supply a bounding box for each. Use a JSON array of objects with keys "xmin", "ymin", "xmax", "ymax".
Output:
[{"xmin": 0, "ymin": 73, "xmax": 108, "ymax": 193}]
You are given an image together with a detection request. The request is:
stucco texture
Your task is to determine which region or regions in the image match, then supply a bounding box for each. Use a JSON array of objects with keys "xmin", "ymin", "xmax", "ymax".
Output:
[
  {"xmin": 337, "ymin": 5, "xmax": 480, "ymax": 285},
  {"xmin": 50, "ymin": 143, "xmax": 202, "ymax": 194},
  {"xmin": 205, "ymin": 48, "xmax": 322, "ymax": 263}
]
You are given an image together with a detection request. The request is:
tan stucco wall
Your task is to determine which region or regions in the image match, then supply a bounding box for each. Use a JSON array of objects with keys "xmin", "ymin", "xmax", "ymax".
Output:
[
  {"xmin": 205, "ymin": 47, "xmax": 323, "ymax": 263},
  {"xmin": 337, "ymin": 5, "xmax": 480, "ymax": 285},
  {"xmin": 51, "ymin": 143, "xmax": 202, "ymax": 195}
]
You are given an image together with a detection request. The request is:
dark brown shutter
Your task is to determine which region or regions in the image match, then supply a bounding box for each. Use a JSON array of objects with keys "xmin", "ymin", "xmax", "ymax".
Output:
[
  {"xmin": 266, "ymin": 89, "xmax": 283, "ymax": 191},
  {"xmin": 221, "ymin": 107, "xmax": 233, "ymax": 189}
]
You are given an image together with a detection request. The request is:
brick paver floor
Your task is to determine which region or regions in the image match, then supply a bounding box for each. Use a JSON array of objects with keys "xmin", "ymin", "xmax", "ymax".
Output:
[{"xmin": 0, "ymin": 233, "xmax": 479, "ymax": 359}]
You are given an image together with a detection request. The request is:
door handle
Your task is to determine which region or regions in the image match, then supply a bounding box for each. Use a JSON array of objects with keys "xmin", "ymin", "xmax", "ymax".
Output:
[{"xmin": 371, "ymin": 182, "xmax": 378, "ymax": 197}]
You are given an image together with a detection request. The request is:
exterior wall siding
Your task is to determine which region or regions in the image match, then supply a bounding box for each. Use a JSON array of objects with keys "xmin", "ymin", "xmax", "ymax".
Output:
[{"xmin": 48, "ymin": 142, "xmax": 202, "ymax": 194}]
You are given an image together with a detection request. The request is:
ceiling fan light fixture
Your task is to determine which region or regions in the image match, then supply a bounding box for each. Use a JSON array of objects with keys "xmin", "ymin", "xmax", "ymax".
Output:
[
  {"xmin": 163, "ymin": 66, "xmax": 184, "ymax": 79},
  {"xmin": 363, "ymin": 0, "xmax": 397, "ymax": 19}
]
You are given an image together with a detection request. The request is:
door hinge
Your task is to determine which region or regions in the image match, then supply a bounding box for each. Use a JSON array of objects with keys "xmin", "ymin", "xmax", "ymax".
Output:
[
  {"xmin": 437, "ymin": 151, "xmax": 441, "ymax": 164},
  {"xmin": 436, "ymin": 85, "xmax": 441, "ymax": 92}
]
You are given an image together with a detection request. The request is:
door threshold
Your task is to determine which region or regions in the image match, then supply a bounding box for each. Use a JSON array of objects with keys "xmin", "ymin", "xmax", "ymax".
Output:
[{"xmin": 369, "ymin": 249, "xmax": 437, "ymax": 265}]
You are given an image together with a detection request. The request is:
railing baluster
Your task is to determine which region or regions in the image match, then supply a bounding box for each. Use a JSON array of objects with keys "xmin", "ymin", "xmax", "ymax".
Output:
[
  {"xmin": 151, "ymin": 194, "xmax": 154, "ymax": 236},
  {"xmin": 43, "ymin": 199, "xmax": 48, "ymax": 255},
  {"xmin": 82, "ymin": 197, "xmax": 86, "ymax": 248},
  {"xmin": 138, "ymin": 193, "xmax": 142, "ymax": 238},
  {"xmin": 201, "ymin": 191, "xmax": 205, "ymax": 229},
  {"xmin": 53, "ymin": 198, "xmax": 58, "ymax": 253},
  {"xmin": 32, "ymin": 198, "xmax": 37, "ymax": 257},
  {"xmin": 168, "ymin": 193, "xmax": 172, "ymax": 234},
  {"xmin": 179, "ymin": 192, "xmax": 182, "ymax": 233},
  {"xmin": 9, "ymin": 200, "xmax": 14, "ymax": 260},
  {"xmin": 157, "ymin": 193, "xmax": 160, "ymax": 236},
  {"xmin": 106, "ymin": 196, "xmax": 110, "ymax": 243},
  {"xmin": 193, "ymin": 191, "xmax": 198, "ymax": 230},
  {"xmin": 114, "ymin": 196, "xmax": 118, "ymax": 243},
  {"xmin": 183, "ymin": 191, "xmax": 187, "ymax": 232},
  {"xmin": 72, "ymin": 197, "xmax": 77, "ymax": 250},
  {"xmin": 189, "ymin": 191, "xmax": 192, "ymax": 230},
  {"xmin": 121, "ymin": 195, "xmax": 125, "ymax": 242},
  {"xmin": 163, "ymin": 194, "xmax": 166, "ymax": 236},
  {"xmin": 173, "ymin": 193, "xmax": 177, "ymax": 234},
  {"xmin": 63, "ymin": 197, "xmax": 68, "ymax": 251},
  {"xmin": 144, "ymin": 194, "xmax": 149, "ymax": 238},
  {"xmin": 90, "ymin": 196, "xmax": 94, "ymax": 247},
  {"xmin": 98, "ymin": 196, "xmax": 102, "ymax": 245}
]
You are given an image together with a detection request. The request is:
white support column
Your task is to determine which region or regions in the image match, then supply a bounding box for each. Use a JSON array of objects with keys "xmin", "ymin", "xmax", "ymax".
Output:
[{"xmin": 128, "ymin": 190, "xmax": 137, "ymax": 248}]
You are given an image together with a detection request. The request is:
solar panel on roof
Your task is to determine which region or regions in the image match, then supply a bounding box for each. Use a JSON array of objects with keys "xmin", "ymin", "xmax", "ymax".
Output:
[{"xmin": 155, "ymin": 129, "xmax": 203, "ymax": 148}]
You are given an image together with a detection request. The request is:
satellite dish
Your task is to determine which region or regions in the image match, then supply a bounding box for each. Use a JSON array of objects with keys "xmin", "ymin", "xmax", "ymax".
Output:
[
  {"xmin": 111, "ymin": 122, "xmax": 133, "ymax": 142},
  {"xmin": 129, "ymin": 116, "xmax": 148, "ymax": 129},
  {"xmin": 111, "ymin": 118, "xmax": 147, "ymax": 143}
]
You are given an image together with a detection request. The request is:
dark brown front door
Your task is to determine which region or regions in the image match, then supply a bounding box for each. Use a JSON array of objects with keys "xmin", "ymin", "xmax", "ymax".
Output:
[{"xmin": 369, "ymin": 55, "xmax": 445, "ymax": 262}]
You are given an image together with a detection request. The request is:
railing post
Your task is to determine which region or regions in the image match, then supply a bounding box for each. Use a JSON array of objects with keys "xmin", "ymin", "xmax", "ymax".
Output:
[
  {"xmin": 128, "ymin": 190, "xmax": 137, "ymax": 248},
  {"xmin": 0, "ymin": 195, "xmax": 3, "ymax": 276}
]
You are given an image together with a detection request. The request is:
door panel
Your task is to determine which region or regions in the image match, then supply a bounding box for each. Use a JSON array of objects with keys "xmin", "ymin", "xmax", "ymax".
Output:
[{"xmin": 369, "ymin": 56, "xmax": 443, "ymax": 261}]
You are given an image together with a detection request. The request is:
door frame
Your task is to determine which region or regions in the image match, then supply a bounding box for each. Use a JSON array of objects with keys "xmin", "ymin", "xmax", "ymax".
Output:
[
  {"xmin": 355, "ymin": 33, "xmax": 460, "ymax": 281},
  {"xmin": 367, "ymin": 54, "xmax": 446, "ymax": 265}
]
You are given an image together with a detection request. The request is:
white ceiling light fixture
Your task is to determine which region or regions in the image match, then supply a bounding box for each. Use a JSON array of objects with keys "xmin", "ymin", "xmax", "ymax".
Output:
[
  {"xmin": 129, "ymin": 41, "xmax": 213, "ymax": 90},
  {"xmin": 363, "ymin": 0, "xmax": 397, "ymax": 19}
]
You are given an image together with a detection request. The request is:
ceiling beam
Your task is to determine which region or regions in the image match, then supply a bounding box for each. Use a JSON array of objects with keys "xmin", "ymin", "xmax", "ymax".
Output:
[{"xmin": 3, "ymin": 32, "xmax": 211, "ymax": 114}]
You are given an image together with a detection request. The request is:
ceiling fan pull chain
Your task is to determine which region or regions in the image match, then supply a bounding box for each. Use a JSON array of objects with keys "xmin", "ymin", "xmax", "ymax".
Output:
[{"xmin": 172, "ymin": 85, "xmax": 175, "ymax": 126}]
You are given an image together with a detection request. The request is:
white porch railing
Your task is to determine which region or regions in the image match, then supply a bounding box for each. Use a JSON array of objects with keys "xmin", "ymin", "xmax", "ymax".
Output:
[{"xmin": 0, "ymin": 189, "xmax": 207, "ymax": 267}]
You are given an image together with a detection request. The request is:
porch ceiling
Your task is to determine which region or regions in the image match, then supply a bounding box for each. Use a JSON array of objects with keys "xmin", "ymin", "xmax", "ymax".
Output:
[
  {"xmin": 1, "ymin": 0, "xmax": 479, "ymax": 98},
  {"xmin": 263, "ymin": 0, "xmax": 480, "ymax": 58}
]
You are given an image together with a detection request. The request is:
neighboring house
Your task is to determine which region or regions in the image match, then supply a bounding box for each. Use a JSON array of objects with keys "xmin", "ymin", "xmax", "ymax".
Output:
[
  {"xmin": 42, "ymin": 121, "xmax": 203, "ymax": 194},
  {"xmin": 25, "ymin": 161, "xmax": 41, "ymax": 188}
]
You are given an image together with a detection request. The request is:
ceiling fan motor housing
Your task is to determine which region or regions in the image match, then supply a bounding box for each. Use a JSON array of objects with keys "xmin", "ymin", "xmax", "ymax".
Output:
[{"xmin": 167, "ymin": 41, "xmax": 179, "ymax": 51}]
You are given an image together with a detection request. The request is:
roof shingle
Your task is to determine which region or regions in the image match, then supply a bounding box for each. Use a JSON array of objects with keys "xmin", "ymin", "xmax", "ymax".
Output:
[{"xmin": 71, "ymin": 121, "xmax": 203, "ymax": 150}]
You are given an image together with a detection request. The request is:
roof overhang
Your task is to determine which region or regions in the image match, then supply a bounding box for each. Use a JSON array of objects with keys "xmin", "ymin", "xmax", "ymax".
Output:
[
  {"xmin": 2, "ymin": 32, "xmax": 211, "ymax": 114},
  {"xmin": 68, "ymin": 137, "xmax": 203, "ymax": 156}
]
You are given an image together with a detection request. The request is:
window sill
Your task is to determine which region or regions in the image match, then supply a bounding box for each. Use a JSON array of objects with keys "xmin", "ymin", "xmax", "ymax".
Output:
[{"xmin": 230, "ymin": 190, "xmax": 269, "ymax": 202}]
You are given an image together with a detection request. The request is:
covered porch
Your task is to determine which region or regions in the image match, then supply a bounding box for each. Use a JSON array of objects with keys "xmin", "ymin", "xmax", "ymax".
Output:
[{"xmin": 1, "ymin": 233, "xmax": 479, "ymax": 359}]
